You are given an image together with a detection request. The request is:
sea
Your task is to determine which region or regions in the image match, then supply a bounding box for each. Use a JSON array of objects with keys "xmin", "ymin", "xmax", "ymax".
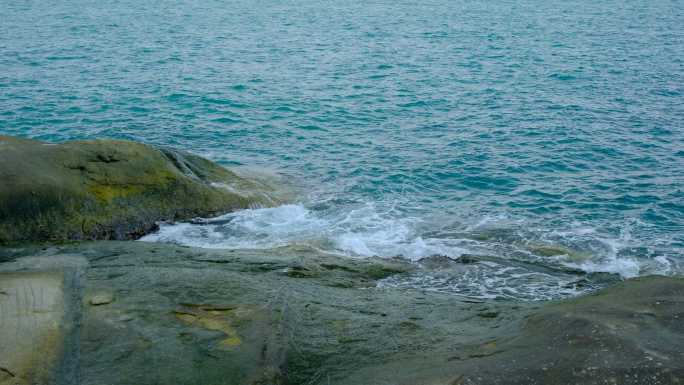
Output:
[{"xmin": 2, "ymin": 0, "xmax": 683, "ymax": 300}]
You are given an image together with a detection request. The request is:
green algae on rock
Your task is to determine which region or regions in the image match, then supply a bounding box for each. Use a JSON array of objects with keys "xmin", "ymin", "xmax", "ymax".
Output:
[{"xmin": 0, "ymin": 136, "xmax": 276, "ymax": 243}]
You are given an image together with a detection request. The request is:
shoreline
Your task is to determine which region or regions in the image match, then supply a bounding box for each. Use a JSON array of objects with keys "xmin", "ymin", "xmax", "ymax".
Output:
[
  {"xmin": 1, "ymin": 136, "xmax": 683, "ymax": 384},
  {"xmin": 1, "ymin": 240, "xmax": 683, "ymax": 384}
]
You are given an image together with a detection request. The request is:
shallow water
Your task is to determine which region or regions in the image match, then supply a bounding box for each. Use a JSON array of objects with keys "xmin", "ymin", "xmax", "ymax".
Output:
[{"xmin": 2, "ymin": 0, "xmax": 683, "ymax": 299}]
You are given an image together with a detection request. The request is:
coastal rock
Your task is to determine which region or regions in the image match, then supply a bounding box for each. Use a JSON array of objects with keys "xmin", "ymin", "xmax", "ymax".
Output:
[
  {"xmin": 0, "ymin": 136, "xmax": 275, "ymax": 243},
  {"xmin": 0, "ymin": 242, "xmax": 682, "ymax": 384},
  {"xmin": 88, "ymin": 292, "xmax": 114, "ymax": 306},
  {"xmin": 0, "ymin": 272, "xmax": 69, "ymax": 385}
]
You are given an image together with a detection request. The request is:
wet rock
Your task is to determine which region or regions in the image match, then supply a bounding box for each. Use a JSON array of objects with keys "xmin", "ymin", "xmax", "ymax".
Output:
[
  {"xmin": 456, "ymin": 255, "xmax": 479, "ymax": 264},
  {"xmin": 0, "ymin": 135, "xmax": 275, "ymax": 243},
  {"xmin": 490, "ymin": 275, "xmax": 684, "ymax": 384},
  {"xmin": 477, "ymin": 311, "xmax": 499, "ymax": 319},
  {"xmin": 282, "ymin": 265, "xmax": 318, "ymax": 278},
  {"xmin": 361, "ymin": 259, "xmax": 413, "ymax": 279},
  {"xmin": 0, "ymin": 242, "xmax": 683, "ymax": 384},
  {"xmin": 174, "ymin": 305, "xmax": 243, "ymax": 348},
  {"xmin": 526, "ymin": 243, "xmax": 588, "ymax": 262},
  {"xmin": 88, "ymin": 292, "xmax": 114, "ymax": 306}
]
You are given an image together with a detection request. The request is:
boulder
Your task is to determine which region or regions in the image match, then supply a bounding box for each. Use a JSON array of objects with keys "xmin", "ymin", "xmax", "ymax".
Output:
[{"xmin": 0, "ymin": 136, "xmax": 274, "ymax": 243}]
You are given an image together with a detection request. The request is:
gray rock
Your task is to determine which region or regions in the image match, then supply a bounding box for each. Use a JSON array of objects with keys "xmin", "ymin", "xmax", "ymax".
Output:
[{"xmin": 1, "ymin": 241, "xmax": 682, "ymax": 384}]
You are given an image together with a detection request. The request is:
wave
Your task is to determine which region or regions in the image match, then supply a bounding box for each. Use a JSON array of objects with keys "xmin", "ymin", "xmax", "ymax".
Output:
[
  {"xmin": 141, "ymin": 203, "xmax": 454, "ymax": 258},
  {"xmin": 140, "ymin": 202, "xmax": 677, "ymax": 300},
  {"xmin": 142, "ymin": 203, "xmax": 674, "ymax": 271}
]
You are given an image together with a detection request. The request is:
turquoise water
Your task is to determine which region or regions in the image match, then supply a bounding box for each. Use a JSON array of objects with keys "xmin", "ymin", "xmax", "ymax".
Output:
[{"xmin": 2, "ymin": 0, "xmax": 683, "ymax": 299}]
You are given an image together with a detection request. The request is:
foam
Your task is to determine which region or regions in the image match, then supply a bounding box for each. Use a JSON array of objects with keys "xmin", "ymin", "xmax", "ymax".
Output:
[
  {"xmin": 140, "ymin": 202, "xmax": 676, "ymax": 300},
  {"xmin": 142, "ymin": 202, "xmax": 463, "ymax": 259}
]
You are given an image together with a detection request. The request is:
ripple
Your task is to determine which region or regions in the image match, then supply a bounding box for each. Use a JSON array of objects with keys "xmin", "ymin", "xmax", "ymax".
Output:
[{"xmin": 2, "ymin": 0, "xmax": 683, "ymax": 297}]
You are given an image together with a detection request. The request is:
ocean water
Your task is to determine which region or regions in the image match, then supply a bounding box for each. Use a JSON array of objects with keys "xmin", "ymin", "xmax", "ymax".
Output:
[{"xmin": 2, "ymin": 0, "xmax": 683, "ymax": 300}]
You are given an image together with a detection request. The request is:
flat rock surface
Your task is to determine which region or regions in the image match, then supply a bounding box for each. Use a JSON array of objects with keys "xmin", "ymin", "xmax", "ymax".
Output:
[
  {"xmin": 0, "ymin": 241, "xmax": 682, "ymax": 384},
  {"xmin": 0, "ymin": 272, "xmax": 66, "ymax": 385}
]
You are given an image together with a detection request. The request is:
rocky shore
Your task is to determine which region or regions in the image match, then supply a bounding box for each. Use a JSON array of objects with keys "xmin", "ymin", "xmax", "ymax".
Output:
[{"xmin": 1, "ymin": 136, "xmax": 683, "ymax": 385}]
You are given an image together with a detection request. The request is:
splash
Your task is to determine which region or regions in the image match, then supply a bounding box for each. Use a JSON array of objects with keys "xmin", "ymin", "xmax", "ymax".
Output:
[{"xmin": 140, "ymin": 202, "xmax": 674, "ymax": 284}]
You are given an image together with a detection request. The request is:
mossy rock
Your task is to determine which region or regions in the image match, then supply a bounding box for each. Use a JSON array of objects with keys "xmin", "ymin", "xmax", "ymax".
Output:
[{"xmin": 0, "ymin": 136, "xmax": 274, "ymax": 243}]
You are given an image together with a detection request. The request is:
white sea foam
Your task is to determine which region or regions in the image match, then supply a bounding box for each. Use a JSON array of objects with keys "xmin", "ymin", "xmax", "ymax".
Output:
[
  {"xmin": 141, "ymin": 204, "xmax": 328, "ymax": 249},
  {"xmin": 141, "ymin": 203, "xmax": 465, "ymax": 259},
  {"xmin": 377, "ymin": 261, "xmax": 597, "ymax": 301},
  {"xmin": 140, "ymin": 202, "xmax": 673, "ymax": 299}
]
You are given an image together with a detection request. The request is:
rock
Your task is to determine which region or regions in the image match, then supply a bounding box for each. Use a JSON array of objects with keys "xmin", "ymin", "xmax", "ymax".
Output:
[
  {"xmin": 174, "ymin": 304, "xmax": 247, "ymax": 349},
  {"xmin": 476, "ymin": 311, "xmax": 499, "ymax": 318},
  {"xmin": 0, "ymin": 135, "xmax": 276, "ymax": 243},
  {"xmin": 526, "ymin": 243, "xmax": 588, "ymax": 262},
  {"xmin": 495, "ymin": 275, "xmax": 684, "ymax": 384},
  {"xmin": 89, "ymin": 292, "xmax": 114, "ymax": 306},
  {"xmin": 335, "ymin": 275, "xmax": 684, "ymax": 385},
  {"xmin": 0, "ymin": 242, "xmax": 683, "ymax": 384},
  {"xmin": 0, "ymin": 272, "xmax": 68, "ymax": 385},
  {"xmin": 456, "ymin": 255, "xmax": 479, "ymax": 264},
  {"xmin": 282, "ymin": 265, "xmax": 318, "ymax": 278}
]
